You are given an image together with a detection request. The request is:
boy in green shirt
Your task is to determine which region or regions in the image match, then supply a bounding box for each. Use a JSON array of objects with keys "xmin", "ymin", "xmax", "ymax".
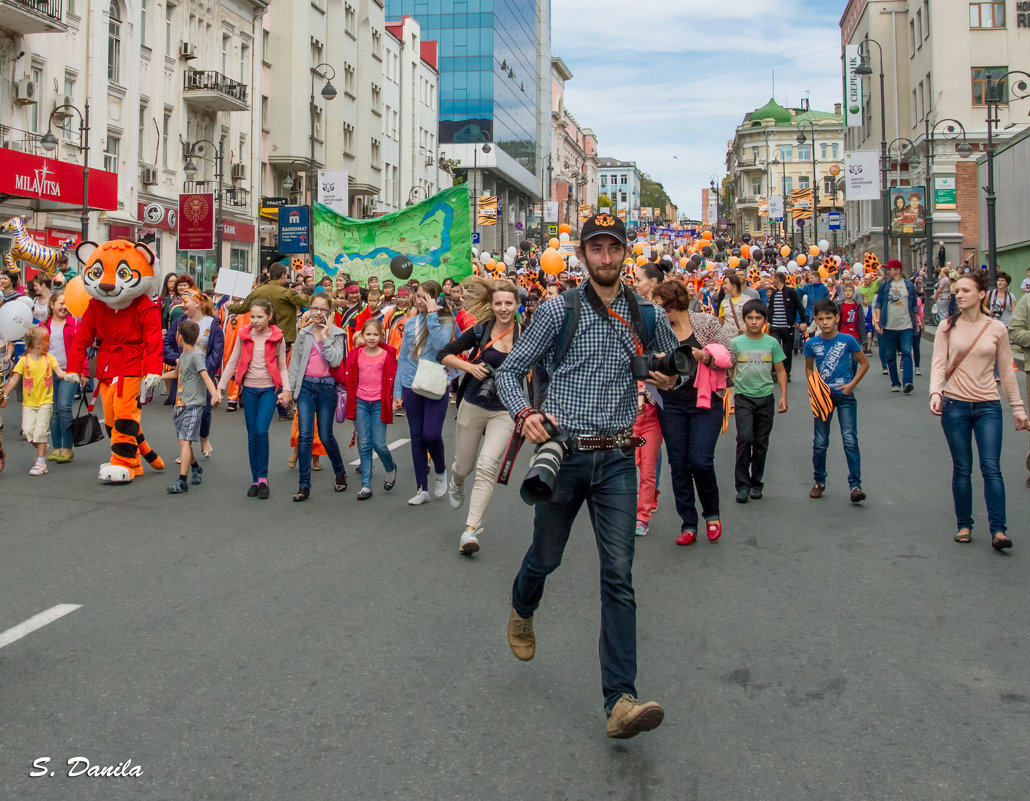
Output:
[{"xmin": 730, "ymin": 300, "xmax": 788, "ymax": 503}]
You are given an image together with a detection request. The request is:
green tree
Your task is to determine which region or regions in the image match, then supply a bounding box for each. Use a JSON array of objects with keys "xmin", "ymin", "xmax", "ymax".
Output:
[
  {"xmin": 640, "ymin": 175, "xmax": 672, "ymax": 219},
  {"xmin": 597, "ymin": 195, "xmax": 612, "ymax": 208}
]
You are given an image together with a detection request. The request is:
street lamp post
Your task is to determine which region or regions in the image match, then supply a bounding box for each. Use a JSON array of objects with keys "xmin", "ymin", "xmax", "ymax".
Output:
[
  {"xmin": 983, "ymin": 70, "xmax": 1030, "ymax": 287},
  {"xmin": 854, "ymin": 37, "xmax": 890, "ymax": 263},
  {"xmin": 921, "ymin": 118, "xmax": 973, "ymax": 307},
  {"xmin": 406, "ymin": 185, "xmax": 427, "ymax": 207},
  {"xmin": 794, "ymin": 120, "xmax": 819, "ymax": 245},
  {"xmin": 709, "ymin": 175, "xmax": 720, "ymax": 235},
  {"xmin": 471, "ymin": 142, "xmax": 493, "ymax": 237},
  {"xmin": 39, "ymin": 100, "xmax": 91, "ymax": 242},
  {"xmin": 538, "ymin": 153, "xmax": 552, "ymax": 248},
  {"xmin": 886, "ymin": 136, "xmax": 917, "ymax": 267},
  {"xmin": 309, "ymin": 63, "xmax": 338, "ymax": 209},
  {"xmin": 183, "ymin": 139, "xmax": 224, "ymax": 272}
]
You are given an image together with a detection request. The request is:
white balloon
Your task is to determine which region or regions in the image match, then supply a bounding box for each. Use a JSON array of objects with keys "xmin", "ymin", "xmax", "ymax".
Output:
[
  {"xmin": 506, "ymin": 246, "xmax": 517, "ymax": 257},
  {"xmin": 471, "ymin": 247, "xmax": 479, "ymax": 257},
  {"xmin": 16, "ymin": 295, "xmax": 34, "ymax": 308},
  {"xmin": 503, "ymin": 255, "xmax": 515, "ymax": 267},
  {"xmin": 818, "ymin": 239, "xmax": 830, "ymax": 252},
  {"xmin": 559, "ymin": 232, "xmax": 570, "ymax": 242},
  {"xmin": 0, "ymin": 299, "xmax": 34, "ymax": 340},
  {"xmin": 480, "ymin": 252, "xmax": 491, "ymax": 263},
  {"xmin": 787, "ymin": 260, "xmax": 799, "ymax": 272}
]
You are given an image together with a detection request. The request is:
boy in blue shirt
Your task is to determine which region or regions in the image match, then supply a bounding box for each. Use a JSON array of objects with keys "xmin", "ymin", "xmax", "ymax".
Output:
[{"xmin": 804, "ymin": 299, "xmax": 870, "ymax": 502}]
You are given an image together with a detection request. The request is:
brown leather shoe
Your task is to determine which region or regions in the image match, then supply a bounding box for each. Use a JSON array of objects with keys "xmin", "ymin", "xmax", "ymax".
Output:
[
  {"xmin": 507, "ymin": 603, "xmax": 535, "ymax": 661},
  {"xmin": 606, "ymin": 694, "xmax": 665, "ymax": 739},
  {"xmin": 850, "ymin": 487, "xmax": 866, "ymax": 503},
  {"xmin": 809, "ymin": 483, "xmax": 825, "ymax": 499}
]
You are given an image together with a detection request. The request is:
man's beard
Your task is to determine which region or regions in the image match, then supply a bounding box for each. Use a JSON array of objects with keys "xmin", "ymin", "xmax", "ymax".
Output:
[{"xmin": 585, "ymin": 260, "xmax": 621, "ymax": 287}]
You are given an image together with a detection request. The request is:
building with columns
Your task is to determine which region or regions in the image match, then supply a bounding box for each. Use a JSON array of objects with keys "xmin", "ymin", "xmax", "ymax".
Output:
[{"xmin": 550, "ymin": 56, "xmax": 597, "ymax": 237}]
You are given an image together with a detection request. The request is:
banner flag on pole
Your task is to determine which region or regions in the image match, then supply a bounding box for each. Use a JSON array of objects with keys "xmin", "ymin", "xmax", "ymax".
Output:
[{"xmin": 476, "ymin": 196, "xmax": 498, "ymax": 226}]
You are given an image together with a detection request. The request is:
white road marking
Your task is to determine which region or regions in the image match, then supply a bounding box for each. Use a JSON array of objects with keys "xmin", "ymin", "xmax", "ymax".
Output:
[
  {"xmin": 348, "ymin": 438, "xmax": 410, "ymax": 466},
  {"xmin": 0, "ymin": 604, "xmax": 82, "ymax": 650}
]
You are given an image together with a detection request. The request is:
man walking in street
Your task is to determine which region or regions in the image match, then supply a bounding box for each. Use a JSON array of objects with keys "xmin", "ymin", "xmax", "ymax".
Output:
[
  {"xmin": 495, "ymin": 213, "xmax": 680, "ymax": 739},
  {"xmin": 873, "ymin": 259, "xmax": 918, "ymax": 394},
  {"xmin": 766, "ymin": 270, "xmax": 805, "ymax": 380}
]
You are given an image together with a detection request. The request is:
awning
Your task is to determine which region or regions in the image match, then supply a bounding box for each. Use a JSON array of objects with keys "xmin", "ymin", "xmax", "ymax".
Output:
[
  {"xmin": 98, "ymin": 209, "xmax": 142, "ymax": 226},
  {"xmin": 0, "ymin": 147, "xmax": 118, "ymax": 209}
]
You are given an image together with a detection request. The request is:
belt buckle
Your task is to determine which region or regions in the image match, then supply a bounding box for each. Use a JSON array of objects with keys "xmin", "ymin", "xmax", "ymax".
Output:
[{"xmin": 613, "ymin": 430, "xmax": 632, "ymax": 449}]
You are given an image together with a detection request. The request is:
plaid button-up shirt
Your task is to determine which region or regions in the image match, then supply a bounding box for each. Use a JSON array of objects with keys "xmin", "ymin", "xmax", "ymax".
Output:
[{"xmin": 496, "ymin": 282, "xmax": 679, "ymax": 435}]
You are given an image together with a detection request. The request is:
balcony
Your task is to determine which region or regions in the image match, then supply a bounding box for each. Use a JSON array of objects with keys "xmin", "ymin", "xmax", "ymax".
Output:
[
  {"xmin": 736, "ymin": 160, "xmax": 765, "ymax": 172},
  {"xmin": 0, "ymin": 0, "xmax": 66, "ymax": 35},
  {"xmin": 183, "ymin": 180, "xmax": 217, "ymax": 194},
  {"xmin": 0, "ymin": 125, "xmax": 47, "ymax": 155},
  {"xmin": 182, "ymin": 69, "xmax": 249, "ymax": 113},
  {"xmin": 222, "ymin": 186, "xmax": 249, "ymax": 208}
]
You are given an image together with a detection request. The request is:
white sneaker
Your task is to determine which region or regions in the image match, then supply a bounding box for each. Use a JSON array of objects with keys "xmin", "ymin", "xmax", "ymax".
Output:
[
  {"xmin": 407, "ymin": 490, "xmax": 431, "ymax": 506},
  {"xmin": 433, "ymin": 471, "xmax": 447, "ymax": 498},
  {"xmin": 447, "ymin": 476, "xmax": 465, "ymax": 509},
  {"xmin": 459, "ymin": 528, "xmax": 481, "ymax": 555},
  {"xmin": 915, "ymin": 368, "xmax": 922, "ymax": 376}
]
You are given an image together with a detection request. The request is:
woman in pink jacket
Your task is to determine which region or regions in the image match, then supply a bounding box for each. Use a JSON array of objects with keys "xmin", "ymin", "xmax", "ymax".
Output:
[{"xmin": 45, "ymin": 289, "xmax": 88, "ymax": 463}]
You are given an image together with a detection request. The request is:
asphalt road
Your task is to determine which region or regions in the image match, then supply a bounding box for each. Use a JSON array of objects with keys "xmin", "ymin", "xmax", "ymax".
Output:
[{"xmin": 1, "ymin": 362, "xmax": 1028, "ymax": 801}]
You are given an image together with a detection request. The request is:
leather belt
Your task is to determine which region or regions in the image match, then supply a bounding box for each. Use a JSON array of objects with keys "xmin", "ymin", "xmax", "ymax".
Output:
[{"xmin": 570, "ymin": 429, "xmax": 645, "ymax": 452}]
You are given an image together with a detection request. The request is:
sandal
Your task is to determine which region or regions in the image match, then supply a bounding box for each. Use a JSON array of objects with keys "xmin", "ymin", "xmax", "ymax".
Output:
[
  {"xmin": 992, "ymin": 533, "xmax": 1013, "ymax": 552},
  {"xmin": 954, "ymin": 529, "xmax": 973, "ymax": 543}
]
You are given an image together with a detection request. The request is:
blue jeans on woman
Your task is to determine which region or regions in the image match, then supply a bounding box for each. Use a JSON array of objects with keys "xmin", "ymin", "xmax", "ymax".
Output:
[
  {"xmin": 241, "ymin": 386, "xmax": 277, "ymax": 483},
  {"xmin": 355, "ymin": 398, "xmax": 395, "ymax": 489},
  {"xmin": 296, "ymin": 378, "xmax": 345, "ymax": 489},
  {"xmin": 656, "ymin": 398, "xmax": 723, "ymax": 533},
  {"xmin": 511, "ymin": 447, "xmax": 639, "ymax": 715},
  {"xmin": 813, "ymin": 391, "xmax": 861, "ymax": 490},
  {"xmin": 50, "ymin": 379, "xmax": 77, "ymax": 450},
  {"xmin": 940, "ymin": 398, "xmax": 1006, "ymax": 534},
  {"xmin": 401, "ymin": 386, "xmax": 448, "ymax": 490}
]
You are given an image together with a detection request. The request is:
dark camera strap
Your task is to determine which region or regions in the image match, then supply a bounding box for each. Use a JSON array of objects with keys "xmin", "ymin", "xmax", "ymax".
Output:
[{"xmin": 496, "ymin": 407, "xmax": 538, "ymax": 486}]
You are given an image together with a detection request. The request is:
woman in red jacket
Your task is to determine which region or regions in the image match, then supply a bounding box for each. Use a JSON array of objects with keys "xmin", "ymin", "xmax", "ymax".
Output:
[
  {"xmin": 344, "ymin": 318, "xmax": 398, "ymax": 499},
  {"xmin": 45, "ymin": 289, "xmax": 88, "ymax": 462}
]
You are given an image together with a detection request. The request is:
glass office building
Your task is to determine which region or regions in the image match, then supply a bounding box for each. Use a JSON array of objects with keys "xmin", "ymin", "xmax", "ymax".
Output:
[{"xmin": 385, "ymin": 0, "xmax": 540, "ymax": 174}]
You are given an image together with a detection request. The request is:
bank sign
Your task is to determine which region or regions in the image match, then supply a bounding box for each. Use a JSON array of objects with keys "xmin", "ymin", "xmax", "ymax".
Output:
[
  {"xmin": 278, "ymin": 205, "xmax": 310, "ymax": 253},
  {"xmin": 843, "ymin": 45, "xmax": 864, "ymax": 129}
]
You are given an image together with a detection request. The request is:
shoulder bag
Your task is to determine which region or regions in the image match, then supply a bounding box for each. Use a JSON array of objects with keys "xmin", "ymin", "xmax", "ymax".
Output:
[
  {"xmin": 943, "ymin": 318, "xmax": 992, "ymax": 383},
  {"xmin": 69, "ymin": 384, "xmax": 105, "ymax": 447}
]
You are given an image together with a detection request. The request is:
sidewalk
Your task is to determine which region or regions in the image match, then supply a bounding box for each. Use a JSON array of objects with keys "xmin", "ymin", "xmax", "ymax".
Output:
[{"xmin": 923, "ymin": 323, "xmax": 1025, "ymax": 367}]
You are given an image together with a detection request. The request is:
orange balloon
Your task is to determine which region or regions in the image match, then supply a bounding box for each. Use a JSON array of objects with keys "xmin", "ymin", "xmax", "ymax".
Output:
[
  {"xmin": 558, "ymin": 223, "xmax": 572, "ymax": 235},
  {"xmin": 728, "ymin": 256, "xmax": 740, "ymax": 269},
  {"xmin": 740, "ymin": 245, "xmax": 751, "ymax": 259},
  {"xmin": 679, "ymin": 257, "xmax": 687, "ymax": 268},
  {"xmin": 63, "ymin": 275, "xmax": 91, "ymax": 317},
  {"xmin": 818, "ymin": 266, "xmax": 829, "ymax": 279},
  {"xmin": 540, "ymin": 248, "xmax": 564, "ymax": 275},
  {"xmin": 549, "ymin": 237, "xmax": 560, "ymax": 250},
  {"xmin": 636, "ymin": 255, "xmax": 647, "ymax": 266},
  {"xmin": 809, "ymin": 245, "xmax": 820, "ymax": 257},
  {"xmin": 797, "ymin": 254, "xmax": 808, "ymax": 266},
  {"xmin": 633, "ymin": 243, "xmax": 644, "ymax": 255},
  {"xmin": 701, "ymin": 230, "xmax": 713, "ymax": 241},
  {"xmin": 706, "ymin": 261, "xmax": 717, "ymax": 272},
  {"xmin": 780, "ymin": 246, "xmax": 791, "ymax": 258},
  {"xmin": 485, "ymin": 259, "xmax": 497, "ymax": 270}
]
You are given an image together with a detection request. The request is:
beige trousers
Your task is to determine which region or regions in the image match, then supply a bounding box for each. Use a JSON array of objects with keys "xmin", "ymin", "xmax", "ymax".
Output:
[{"xmin": 451, "ymin": 400, "xmax": 515, "ymax": 530}]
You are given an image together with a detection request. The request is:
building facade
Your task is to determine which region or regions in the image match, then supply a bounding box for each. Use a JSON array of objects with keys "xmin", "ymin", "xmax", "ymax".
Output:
[
  {"xmin": 725, "ymin": 98, "xmax": 845, "ymax": 249},
  {"xmin": 840, "ymin": 0, "xmax": 1030, "ymax": 270},
  {"xmin": 549, "ymin": 57, "xmax": 597, "ymax": 237},
  {"xmin": 597, "ymin": 157, "xmax": 641, "ymax": 226},
  {"xmin": 1, "ymin": 0, "xmax": 267, "ymax": 286},
  {"xmin": 384, "ymin": 0, "xmax": 551, "ymax": 255}
]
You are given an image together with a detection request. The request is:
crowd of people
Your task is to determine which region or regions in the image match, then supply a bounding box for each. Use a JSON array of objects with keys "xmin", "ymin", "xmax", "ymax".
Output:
[{"xmin": 0, "ymin": 217, "xmax": 1027, "ymax": 738}]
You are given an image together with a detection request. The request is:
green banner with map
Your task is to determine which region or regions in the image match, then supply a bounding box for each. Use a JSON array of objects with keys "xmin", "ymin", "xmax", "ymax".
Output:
[{"xmin": 312, "ymin": 184, "xmax": 473, "ymax": 284}]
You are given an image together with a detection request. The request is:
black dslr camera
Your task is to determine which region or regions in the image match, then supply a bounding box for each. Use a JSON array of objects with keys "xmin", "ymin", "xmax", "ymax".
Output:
[
  {"xmin": 520, "ymin": 420, "xmax": 570, "ymax": 505},
  {"xmin": 630, "ymin": 344, "xmax": 698, "ymax": 383}
]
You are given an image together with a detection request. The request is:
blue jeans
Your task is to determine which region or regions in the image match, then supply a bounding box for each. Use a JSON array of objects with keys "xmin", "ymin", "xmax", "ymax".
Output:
[
  {"xmin": 656, "ymin": 399, "xmax": 723, "ymax": 532},
  {"xmin": 940, "ymin": 398, "xmax": 1006, "ymax": 533},
  {"xmin": 241, "ymin": 386, "xmax": 277, "ymax": 483},
  {"xmin": 355, "ymin": 398, "xmax": 395, "ymax": 489},
  {"xmin": 813, "ymin": 392, "xmax": 862, "ymax": 489},
  {"xmin": 50, "ymin": 379, "xmax": 77, "ymax": 449},
  {"xmin": 880, "ymin": 328, "xmax": 913, "ymax": 387},
  {"xmin": 511, "ymin": 447, "xmax": 639, "ymax": 714},
  {"xmin": 296, "ymin": 378, "xmax": 345, "ymax": 489}
]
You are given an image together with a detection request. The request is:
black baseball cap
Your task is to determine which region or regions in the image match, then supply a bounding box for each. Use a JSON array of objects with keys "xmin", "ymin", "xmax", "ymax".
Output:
[{"xmin": 580, "ymin": 213, "xmax": 627, "ymax": 245}]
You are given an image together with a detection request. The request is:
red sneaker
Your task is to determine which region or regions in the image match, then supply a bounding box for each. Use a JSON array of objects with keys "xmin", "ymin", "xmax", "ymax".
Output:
[
  {"xmin": 706, "ymin": 520, "xmax": 722, "ymax": 542},
  {"xmin": 676, "ymin": 530, "xmax": 697, "ymax": 546}
]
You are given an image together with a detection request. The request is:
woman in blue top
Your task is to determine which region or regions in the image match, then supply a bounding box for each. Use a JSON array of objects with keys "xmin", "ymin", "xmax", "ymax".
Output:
[{"xmin": 394, "ymin": 280, "xmax": 456, "ymax": 505}]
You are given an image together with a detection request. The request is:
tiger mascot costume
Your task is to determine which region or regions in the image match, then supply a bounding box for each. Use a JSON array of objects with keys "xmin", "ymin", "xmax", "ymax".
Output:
[{"xmin": 66, "ymin": 240, "xmax": 165, "ymax": 483}]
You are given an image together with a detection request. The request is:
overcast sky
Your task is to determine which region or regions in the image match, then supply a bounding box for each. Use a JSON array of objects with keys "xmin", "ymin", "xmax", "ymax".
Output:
[{"xmin": 552, "ymin": 0, "xmax": 847, "ymax": 219}]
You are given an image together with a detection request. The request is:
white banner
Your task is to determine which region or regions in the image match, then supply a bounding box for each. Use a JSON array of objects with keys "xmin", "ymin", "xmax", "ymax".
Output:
[
  {"xmin": 318, "ymin": 169, "xmax": 349, "ymax": 216},
  {"xmin": 843, "ymin": 45, "xmax": 864, "ymax": 129},
  {"xmin": 844, "ymin": 150, "xmax": 881, "ymax": 201},
  {"xmin": 543, "ymin": 201, "xmax": 559, "ymax": 223},
  {"xmin": 768, "ymin": 196, "xmax": 784, "ymax": 219}
]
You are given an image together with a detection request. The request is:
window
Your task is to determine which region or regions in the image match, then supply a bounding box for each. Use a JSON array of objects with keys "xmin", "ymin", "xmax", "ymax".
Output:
[
  {"xmin": 165, "ymin": 4, "xmax": 174, "ymax": 54},
  {"xmin": 912, "ymin": 87, "xmax": 919, "ymax": 122},
  {"xmin": 230, "ymin": 248, "xmax": 249, "ymax": 271},
  {"xmin": 222, "ymin": 35, "xmax": 230, "ymax": 74},
  {"xmin": 620, "ymin": 192, "xmax": 627, "ymax": 203},
  {"xmin": 371, "ymin": 83, "xmax": 381, "ymax": 114},
  {"xmin": 371, "ymin": 138, "xmax": 381, "ymax": 168},
  {"xmin": 832, "ymin": 143, "xmax": 839, "ymax": 159},
  {"xmin": 104, "ymin": 133, "xmax": 120, "ymax": 172},
  {"xmin": 620, "ymin": 174, "xmax": 627, "ymax": 184},
  {"xmin": 782, "ymin": 176, "xmax": 793, "ymax": 194},
  {"xmin": 824, "ymin": 177, "xmax": 836, "ymax": 196},
  {"xmin": 162, "ymin": 111, "xmax": 170, "ymax": 168},
  {"xmin": 926, "ymin": 72, "xmax": 932, "ymax": 114},
  {"xmin": 751, "ymin": 146, "xmax": 759, "ymax": 163},
  {"xmin": 600, "ymin": 176, "xmax": 606, "ymax": 187},
  {"xmin": 343, "ymin": 122, "xmax": 354, "ymax": 156},
  {"xmin": 372, "ymin": 30, "xmax": 382, "ymax": 59},
  {"xmin": 345, "ymin": 3, "xmax": 356, "ymax": 36},
  {"xmin": 262, "ymin": 31, "xmax": 270, "ymax": 64},
  {"xmin": 797, "ymin": 144, "xmax": 811, "ymax": 161},
  {"xmin": 972, "ymin": 66, "xmax": 1008, "ymax": 105},
  {"xmin": 751, "ymin": 178, "xmax": 761, "ymax": 195},
  {"xmin": 138, "ymin": 104, "xmax": 146, "ymax": 163},
  {"xmin": 779, "ymin": 145, "xmax": 793, "ymax": 162},
  {"xmin": 969, "ymin": 2, "xmax": 1004, "ymax": 28},
  {"xmin": 140, "ymin": 0, "xmax": 147, "ymax": 47},
  {"xmin": 108, "ymin": 2, "xmax": 121, "ymax": 83},
  {"xmin": 240, "ymin": 43, "xmax": 249, "ymax": 83},
  {"xmin": 919, "ymin": 81, "xmax": 926, "ymax": 121},
  {"xmin": 916, "ymin": 9, "xmax": 922, "ymax": 46},
  {"xmin": 344, "ymin": 64, "xmax": 355, "ymax": 95},
  {"xmin": 63, "ymin": 74, "xmax": 77, "ymax": 142},
  {"xmin": 820, "ymin": 143, "xmax": 828, "ymax": 159},
  {"xmin": 261, "ymin": 95, "xmax": 269, "ymax": 131},
  {"xmin": 924, "ymin": 0, "xmax": 930, "ymax": 37},
  {"xmin": 909, "ymin": 19, "xmax": 916, "ymax": 51},
  {"xmin": 799, "ymin": 175, "xmax": 810, "ymax": 190},
  {"xmin": 30, "ymin": 65, "xmax": 42, "ymax": 132}
]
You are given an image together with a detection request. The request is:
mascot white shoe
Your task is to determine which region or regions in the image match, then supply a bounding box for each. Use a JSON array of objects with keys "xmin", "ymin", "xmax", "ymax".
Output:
[{"xmin": 66, "ymin": 240, "xmax": 165, "ymax": 483}]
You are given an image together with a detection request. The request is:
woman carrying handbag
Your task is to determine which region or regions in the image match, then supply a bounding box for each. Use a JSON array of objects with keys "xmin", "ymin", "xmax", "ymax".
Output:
[
  {"xmin": 929, "ymin": 271, "xmax": 1028, "ymax": 550},
  {"xmin": 393, "ymin": 280, "xmax": 456, "ymax": 506}
]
